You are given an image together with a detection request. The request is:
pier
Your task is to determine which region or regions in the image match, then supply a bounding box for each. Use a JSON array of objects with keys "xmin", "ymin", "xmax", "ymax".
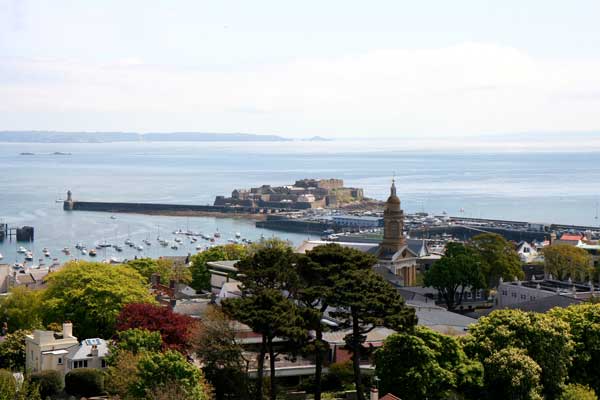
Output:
[{"xmin": 0, "ymin": 223, "xmax": 35, "ymax": 242}]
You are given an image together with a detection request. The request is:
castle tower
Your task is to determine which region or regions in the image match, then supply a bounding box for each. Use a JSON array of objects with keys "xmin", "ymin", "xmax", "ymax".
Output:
[{"xmin": 380, "ymin": 179, "xmax": 405, "ymax": 254}]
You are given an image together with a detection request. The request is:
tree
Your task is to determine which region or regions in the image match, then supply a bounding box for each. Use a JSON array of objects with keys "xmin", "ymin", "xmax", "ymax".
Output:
[
  {"xmin": 483, "ymin": 347, "xmax": 542, "ymax": 400},
  {"xmin": 132, "ymin": 350, "xmax": 209, "ymax": 400},
  {"xmin": 0, "ymin": 287, "xmax": 43, "ymax": 332},
  {"xmin": 112, "ymin": 328, "xmax": 163, "ymax": 355},
  {"xmin": 549, "ymin": 304, "xmax": 600, "ymax": 393},
  {"xmin": 30, "ymin": 370, "xmax": 63, "ymax": 399},
  {"xmin": 469, "ymin": 233, "xmax": 522, "ymax": 287},
  {"xmin": 558, "ymin": 384, "xmax": 598, "ymax": 400},
  {"xmin": 190, "ymin": 244, "xmax": 248, "ymax": 292},
  {"xmin": 116, "ymin": 303, "xmax": 197, "ymax": 352},
  {"xmin": 295, "ymin": 243, "xmax": 384, "ymax": 400},
  {"xmin": 0, "ymin": 330, "xmax": 29, "ymax": 371},
  {"xmin": 375, "ymin": 327, "xmax": 483, "ymax": 400},
  {"xmin": 423, "ymin": 242, "xmax": 486, "ymax": 310},
  {"xmin": 330, "ymin": 269, "xmax": 417, "ymax": 400},
  {"xmin": 42, "ymin": 261, "xmax": 155, "ymax": 338},
  {"xmin": 223, "ymin": 288, "xmax": 306, "ymax": 400},
  {"xmin": 543, "ymin": 244, "xmax": 592, "ymax": 282},
  {"xmin": 193, "ymin": 306, "xmax": 249, "ymax": 400},
  {"xmin": 463, "ymin": 309, "xmax": 572, "ymax": 398},
  {"xmin": 105, "ymin": 350, "xmax": 143, "ymax": 399}
]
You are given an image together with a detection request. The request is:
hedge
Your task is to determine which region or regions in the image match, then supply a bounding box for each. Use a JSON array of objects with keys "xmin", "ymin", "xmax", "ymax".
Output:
[
  {"xmin": 65, "ymin": 368, "xmax": 105, "ymax": 397},
  {"xmin": 30, "ymin": 370, "xmax": 63, "ymax": 398}
]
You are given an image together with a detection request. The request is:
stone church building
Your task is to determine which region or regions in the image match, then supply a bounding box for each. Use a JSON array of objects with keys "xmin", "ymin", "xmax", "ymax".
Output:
[{"xmin": 297, "ymin": 180, "xmax": 420, "ymax": 286}]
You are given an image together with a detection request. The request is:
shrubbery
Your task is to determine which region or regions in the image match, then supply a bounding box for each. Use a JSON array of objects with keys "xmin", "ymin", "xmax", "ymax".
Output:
[
  {"xmin": 65, "ymin": 368, "xmax": 105, "ymax": 397},
  {"xmin": 30, "ymin": 370, "xmax": 63, "ymax": 398}
]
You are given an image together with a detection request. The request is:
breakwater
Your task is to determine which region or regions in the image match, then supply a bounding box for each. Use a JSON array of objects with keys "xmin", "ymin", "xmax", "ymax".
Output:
[
  {"xmin": 64, "ymin": 200, "xmax": 270, "ymax": 217},
  {"xmin": 410, "ymin": 225, "xmax": 549, "ymax": 242}
]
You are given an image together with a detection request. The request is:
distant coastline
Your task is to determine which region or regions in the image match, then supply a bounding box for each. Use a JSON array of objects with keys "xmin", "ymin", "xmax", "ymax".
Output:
[{"xmin": 0, "ymin": 131, "xmax": 314, "ymax": 143}]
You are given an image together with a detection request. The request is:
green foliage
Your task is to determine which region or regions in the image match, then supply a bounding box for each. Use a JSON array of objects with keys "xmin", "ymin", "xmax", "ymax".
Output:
[
  {"xmin": 543, "ymin": 244, "xmax": 593, "ymax": 281},
  {"xmin": 190, "ymin": 244, "xmax": 248, "ymax": 292},
  {"xmin": 549, "ymin": 303, "xmax": 600, "ymax": 393},
  {"xmin": 65, "ymin": 368, "xmax": 105, "ymax": 397},
  {"xmin": 483, "ymin": 347, "xmax": 543, "ymax": 400},
  {"xmin": 105, "ymin": 350, "xmax": 142, "ymax": 399},
  {"xmin": 375, "ymin": 327, "xmax": 483, "ymax": 400},
  {"xmin": 29, "ymin": 370, "xmax": 63, "ymax": 398},
  {"xmin": 423, "ymin": 242, "xmax": 486, "ymax": 310},
  {"xmin": 108, "ymin": 328, "xmax": 163, "ymax": 365},
  {"xmin": 133, "ymin": 350, "xmax": 207, "ymax": 399},
  {"xmin": 0, "ymin": 330, "xmax": 29, "ymax": 371},
  {"xmin": 15, "ymin": 377, "xmax": 41, "ymax": 400},
  {"xmin": 42, "ymin": 261, "xmax": 155, "ymax": 338},
  {"xmin": 463, "ymin": 309, "xmax": 572, "ymax": 398},
  {"xmin": 0, "ymin": 287, "xmax": 43, "ymax": 332},
  {"xmin": 558, "ymin": 384, "xmax": 598, "ymax": 400},
  {"xmin": 469, "ymin": 233, "xmax": 523, "ymax": 287},
  {"xmin": 0, "ymin": 369, "xmax": 15, "ymax": 400}
]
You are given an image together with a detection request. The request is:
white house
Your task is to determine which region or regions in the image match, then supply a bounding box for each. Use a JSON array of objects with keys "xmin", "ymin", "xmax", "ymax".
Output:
[
  {"xmin": 516, "ymin": 241, "xmax": 539, "ymax": 263},
  {"xmin": 25, "ymin": 323, "xmax": 109, "ymax": 378}
]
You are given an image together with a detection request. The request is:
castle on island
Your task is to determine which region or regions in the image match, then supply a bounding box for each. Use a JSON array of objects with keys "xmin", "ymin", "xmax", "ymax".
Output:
[{"xmin": 214, "ymin": 178, "xmax": 364, "ymax": 209}]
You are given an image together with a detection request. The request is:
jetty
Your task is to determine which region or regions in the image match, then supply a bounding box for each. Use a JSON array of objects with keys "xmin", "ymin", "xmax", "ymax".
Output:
[{"xmin": 62, "ymin": 191, "xmax": 299, "ymax": 217}]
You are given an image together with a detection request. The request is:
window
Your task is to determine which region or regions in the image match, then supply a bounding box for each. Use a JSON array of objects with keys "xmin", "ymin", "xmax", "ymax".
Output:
[
  {"xmin": 101, "ymin": 359, "xmax": 107, "ymax": 368},
  {"xmin": 57, "ymin": 358, "xmax": 63, "ymax": 365},
  {"xmin": 521, "ymin": 294, "xmax": 527, "ymax": 300},
  {"xmin": 511, "ymin": 292, "xmax": 517, "ymax": 298},
  {"xmin": 73, "ymin": 360, "xmax": 88, "ymax": 369},
  {"xmin": 502, "ymin": 290, "xmax": 508, "ymax": 296}
]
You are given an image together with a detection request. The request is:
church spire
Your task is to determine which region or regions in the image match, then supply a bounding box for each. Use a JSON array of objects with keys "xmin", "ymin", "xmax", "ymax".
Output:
[{"xmin": 390, "ymin": 179, "xmax": 397, "ymax": 197}]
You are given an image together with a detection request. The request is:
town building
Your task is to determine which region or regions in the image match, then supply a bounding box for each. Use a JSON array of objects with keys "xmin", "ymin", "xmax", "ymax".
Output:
[
  {"xmin": 25, "ymin": 323, "xmax": 109, "ymax": 378},
  {"xmin": 297, "ymin": 180, "xmax": 420, "ymax": 286}
]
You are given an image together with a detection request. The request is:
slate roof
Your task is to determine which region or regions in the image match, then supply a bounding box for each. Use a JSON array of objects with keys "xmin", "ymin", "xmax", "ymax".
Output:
[
  {"xmin": 173, "ymin": 299, "xmax": 211, "ymax": 319},
  {"xmin": 66, "ymin": 338, "xmax": 109, "ymax": 361}
]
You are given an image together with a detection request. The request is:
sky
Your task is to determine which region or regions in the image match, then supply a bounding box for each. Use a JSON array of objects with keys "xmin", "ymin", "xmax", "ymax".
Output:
[{"xmin": 1, "ymin": 0, "xmax": 600, "ymax": 138}]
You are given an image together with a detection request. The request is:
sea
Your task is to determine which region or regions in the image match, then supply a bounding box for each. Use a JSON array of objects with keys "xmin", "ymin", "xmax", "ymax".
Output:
[{"xmin": 1, "ymin": 139, "xmax": 599, "ymax": 266}]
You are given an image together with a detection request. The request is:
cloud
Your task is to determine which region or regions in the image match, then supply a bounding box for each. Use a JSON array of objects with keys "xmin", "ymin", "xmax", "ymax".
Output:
[{"xmin": 1, "ymin": 42, "xmax": 600, "ymax": 137}]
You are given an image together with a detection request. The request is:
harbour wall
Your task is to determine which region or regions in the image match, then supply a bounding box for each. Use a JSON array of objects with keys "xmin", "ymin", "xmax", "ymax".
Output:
[
  {"xmin": 410, "ymin": 225, "xmax": 549, "ymax": 242},
  {"xmin": 64, "ymin": 201, "xmax": 270, "ymax": 215}
]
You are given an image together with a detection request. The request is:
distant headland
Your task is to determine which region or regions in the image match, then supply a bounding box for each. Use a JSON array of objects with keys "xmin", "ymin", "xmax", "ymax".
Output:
[{"xmin": 0, "ymin": 131, "xmax": 310, "ymax": 143}]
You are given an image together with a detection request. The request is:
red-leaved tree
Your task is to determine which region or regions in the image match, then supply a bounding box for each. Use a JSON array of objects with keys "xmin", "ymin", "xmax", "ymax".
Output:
[{"xmin": 115, "ymin": 303, "xmax": 197, "ymax": 352}]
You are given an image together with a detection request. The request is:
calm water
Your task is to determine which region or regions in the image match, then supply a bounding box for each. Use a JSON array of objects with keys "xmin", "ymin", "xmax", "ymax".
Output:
[{"xmin": 0, "ymin": 140, "xmax": 599, "ymax": 265}]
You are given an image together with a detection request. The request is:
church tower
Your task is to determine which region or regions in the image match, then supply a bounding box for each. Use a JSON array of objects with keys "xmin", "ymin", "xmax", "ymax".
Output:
[{"xmin": 380, "ymin": 179, "xmax": 405, "ymax": 254}]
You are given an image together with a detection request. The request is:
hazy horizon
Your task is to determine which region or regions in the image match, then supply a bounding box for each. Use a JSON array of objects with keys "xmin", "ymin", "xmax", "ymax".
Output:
[{"xmin": 2, "ymin": 1, "xmax": 600, "ymax": 139}]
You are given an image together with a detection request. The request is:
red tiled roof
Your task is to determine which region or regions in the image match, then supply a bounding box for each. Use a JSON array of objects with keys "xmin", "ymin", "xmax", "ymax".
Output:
[
  {"xmin": 381, "ymin": 394, "xmax": 401, "ymax": 400},
  {"xmin": 560, "ymin": 234, "xmax": 583, "ymax": 241}
]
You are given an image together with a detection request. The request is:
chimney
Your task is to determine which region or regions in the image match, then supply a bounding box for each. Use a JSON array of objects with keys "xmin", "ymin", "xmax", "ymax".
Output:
[
  {"xmin": 91, "ymin": 344, "xmax": 99, "ymax": 357},
  {"xmin": 62, "ymin": 322, "xmax": 73, "ymax": 338},
  {"xmin": 370, "ymin": 388, "xmax": 379, "ymax": 400}
]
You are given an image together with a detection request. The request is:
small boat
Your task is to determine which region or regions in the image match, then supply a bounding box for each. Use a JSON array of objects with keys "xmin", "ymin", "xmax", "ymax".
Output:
[
  {"xmin": 98, "ymin": 242, "xmax": 112, "ymax": 248},
  {"xmin": 191, "ymin": 237, "xmax": 197, "ymax": 243},
  {"xmin": 171, "ymin": 243, "xmax": 179, "ymax": 250},
  {"xmin": 75, "ymin": 243, "xmax": 85, "ymax": 250},
  {"xmin": 81, "ymin": 249, "xmax": 88, "ymax": 255},
  {"xmin": 159, "ymin": 240, "xmax": 169, "ymax": 247},
  {"xmin": 62, "ymin": 247, "xmax": 70, "ymax": 254},
  {"xmin": 124, "ymin": 239, "xmax": 132, "ymax": 246},
  {"xmin": 214, "ymin": 231, "xmax": 221, "ymax": 238},
  {"xmin": 25, "ymin": 252, "xmax": 33, "ymax": 261},
  {"xmin": 109, "ymin": 257, "xmax": 123, "ymax": 264},
  {"xmin": 143, "ymin": 239, "xmax": 151, "ymax": 246},
  {"xmin": 88, "ymin": 249, "xmax": 97, "ymax": 257},
  {"xmin": 110, "ymin": 215, "xmax": 117, "ymax": 220},
  {"xmin": 17, "ymin": 246, "xmax": 27, "ymax": 254},
  {"xmin": 235, "ymin": 232, "xmax": 241, "ymax": 238},
  {"xmin": 209, "ymin": 238, "xmax": 215, "ymax": 243},
  {"xmin": 43, "ymin": 250, "xmax": 51, "ymax": 258},
  {"xmin": 136, "ymin": 245, "xmax": 144, "ymax": 251},
  {"xmin": 174, "ymin": 237, "xmax": 182, "ymax": 243},
  {"xmin": 114, "ymin": 245, "xmax": 123, "ymax": 252}
]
